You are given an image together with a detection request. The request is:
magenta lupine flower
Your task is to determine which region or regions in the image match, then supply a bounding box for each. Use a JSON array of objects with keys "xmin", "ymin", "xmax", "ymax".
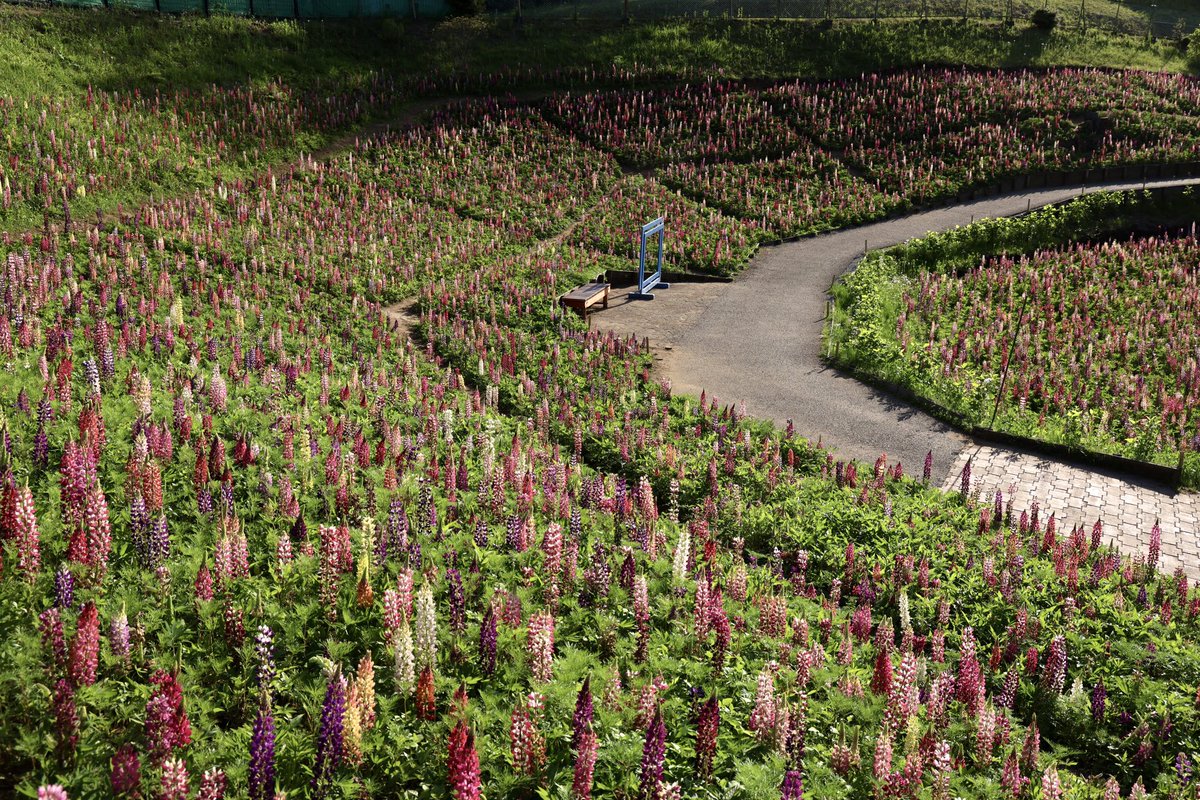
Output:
[
  {"xmin": 572, "ymin": 725, "xmax": 599, "ymax": 800},
  {"xmin": 923, "ymin": 451, "xmax": 933, "ymax": 484},
  {"xmin": 195, "ymin": 563, "xmax": 214, "ymax": 601},
  {"xmin": 447, "ymin": 721, "xmax": 482, "ymax": 800},
  {"xmin": 527, "ymin": 611, "xmax": 556, "ymax": 683},
  {"xmin": 312, "ymin": 672, "xmax": 347, "ymax": 795},
  {"xmin": 68, "ymin": 601, "xmax": 99, "ymax": 688},
  {"xmin": 1091, "ymin": 679, "xmax": 1106, "ymax": 722},
  {"xmin": 780, "ymin": 769, "xmax": 803, "ymax": 800},
  {"xmin": 51, "ymin": 678, "xmax": 78, "ymax": 752},
  {"xmin": 959, "ymin": 458, "xmax": 971, "ymax": 497},
  {"xmin": 146, "ymin": 670, "xmax": 191, "ymax": 760},
  {"xmin": 1042, "ymin": 635, "xmax": 1067, "ymax": 694},
  {"xmin": 248, "ymin": 696, "xmax": 276, "ymax": 800},
  {"xmin": 111, "ymin": 743, "xmax": 141, "ymax": 796},
  {"xmin": 639, "ymin": 708, "xmax": 667, "ymax": 800},
  {"xmin": 1148, "ymin": 518, "xmax": 1161, "ymax": 573},
  {"xmin": 37, "ymin": 785, "xmax": 68, "ymax": 800},
  {"xmin": 1020, "ymin": 722, "xmax": 1041, "ymax": 774},
  {"xmin": 160, "ymin": 757, "xmax": 190, "ymax": 800},
  {"xmin": 1000, "ymin": 752, "xmax": 1025, "ymax": 798},
  {"xmin": 695, "ymin": 693, "xmax": 719, "ymax": 779},
  {"xmin": 40, "ymin": 607, "xmax": 67, "ymax": 674}
]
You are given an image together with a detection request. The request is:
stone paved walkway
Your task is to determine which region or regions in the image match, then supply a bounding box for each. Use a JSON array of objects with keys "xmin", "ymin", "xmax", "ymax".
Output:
[{"xmin": 943, "ymin": 445, "xmax": 1200, "ymax": 578}]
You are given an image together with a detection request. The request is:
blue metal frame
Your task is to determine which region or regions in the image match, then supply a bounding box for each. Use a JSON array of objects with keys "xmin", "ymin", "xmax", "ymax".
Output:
[{"xmin": 632, "ymin": 217, "xmax": 669, "ymax": 300}]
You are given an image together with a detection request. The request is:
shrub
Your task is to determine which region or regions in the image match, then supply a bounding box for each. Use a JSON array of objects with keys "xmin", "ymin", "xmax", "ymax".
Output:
[{"xmin": 1031, "ymin": 9, "xmax": 1057, "ymax": 30}]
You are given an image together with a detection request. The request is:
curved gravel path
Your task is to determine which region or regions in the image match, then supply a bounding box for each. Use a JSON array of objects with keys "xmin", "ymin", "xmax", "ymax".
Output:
[
  {"xmin": 593, "ymin": 176, "xmax": 1200, "ymax": 574},
  {"xmin": 593, "ymin": 177, "xmax": 1200, "ymax": 474}
]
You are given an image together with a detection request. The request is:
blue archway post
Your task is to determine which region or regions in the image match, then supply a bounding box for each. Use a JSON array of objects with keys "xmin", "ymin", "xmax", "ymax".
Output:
[{"xmin": 632, "ymin": 217, "xmax": 669, "ymax": 300}]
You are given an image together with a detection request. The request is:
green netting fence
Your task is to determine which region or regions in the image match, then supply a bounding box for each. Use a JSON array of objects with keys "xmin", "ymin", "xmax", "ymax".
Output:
[
  {"xmin": 11, "ymin": 0, "xmax": 449, "ymax": 17},
  {"xmin": 5, "ymin": 0, "xmax": 1195, "ymax": 35}
]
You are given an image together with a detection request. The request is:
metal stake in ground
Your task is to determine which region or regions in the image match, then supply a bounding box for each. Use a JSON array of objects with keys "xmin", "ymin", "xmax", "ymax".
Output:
[{"xmin": 632, "ymin": 217, "xmax": 670, "ymax": 300}]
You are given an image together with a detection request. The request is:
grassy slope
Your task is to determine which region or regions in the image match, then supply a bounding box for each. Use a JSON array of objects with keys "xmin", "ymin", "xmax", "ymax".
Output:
[{"xmin": 0, "ymin": 7, "xmax": 1191, "ymax": 98}]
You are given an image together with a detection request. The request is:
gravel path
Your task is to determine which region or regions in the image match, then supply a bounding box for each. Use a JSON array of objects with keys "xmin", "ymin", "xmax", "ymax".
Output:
[{"xmin": 592, "ymin": 177, "xmax": 1200, "ymax": 477}]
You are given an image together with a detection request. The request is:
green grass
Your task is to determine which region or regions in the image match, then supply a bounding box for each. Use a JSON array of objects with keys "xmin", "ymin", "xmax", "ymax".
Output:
[{"xmin": 0, "ymin": 7, "xmax": 1193, "ymax": 99}]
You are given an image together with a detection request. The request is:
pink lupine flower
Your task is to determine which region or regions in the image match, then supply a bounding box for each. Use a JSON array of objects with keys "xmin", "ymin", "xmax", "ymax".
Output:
[
  {"xmin": 527, "ymin": 611, "xmax": 556, "ymax": 683},
  {"xmin": 160, "ymin": 757, "xmax": 190, "ymax": 800},
  {"xmin": 873, "ymin": 728, "xmax": 893, "ymax": 782},
  {"xmin": 511, "ymin": 692, "xmax": 546, "ymax": 776},
  {"xmin": 1040, "ymin": 765, "xmax": 1063, "ymax": 800},
  {"xmin": 884, "ymin": 652, "xmax": 919, "ymax": 732},
  {"xmin": 12, "ymin": 485, "xmax": 40, "ymax": 578},
  {"xmin": 37, "ymin": 786, "xmax": 69, "ymax": 800}
]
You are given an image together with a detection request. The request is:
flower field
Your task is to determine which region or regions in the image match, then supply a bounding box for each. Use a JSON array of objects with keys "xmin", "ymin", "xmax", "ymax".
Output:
[
  {"xmin": 3, "ymin": 65, "xmax": 1200, "ymax": 800},
  {"xmin": 828, "ymin": 188, "xmax": 1200, "ymax": 485}
]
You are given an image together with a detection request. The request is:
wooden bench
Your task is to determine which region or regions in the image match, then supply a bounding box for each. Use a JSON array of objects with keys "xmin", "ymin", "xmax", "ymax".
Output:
[{"xmin": 560, "ymin": 282, "xmax": 610, "ymax": 323}]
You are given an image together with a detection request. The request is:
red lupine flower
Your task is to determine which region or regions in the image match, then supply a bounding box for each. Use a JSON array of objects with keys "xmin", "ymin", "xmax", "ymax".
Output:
[
  {"xmin": 68, "ymin": 601, "xmax": 100, "ymax": 688},
  {"xmin": 416, "ymin": 665, "xmax": 437, "ymax": 721},
  {"xmin": 695, "ymin": 693, "xmax": 719, "ymax": 779},
  {"xmin": 111, "ymin": 743, "xmax": 141, "ymax": 796}
]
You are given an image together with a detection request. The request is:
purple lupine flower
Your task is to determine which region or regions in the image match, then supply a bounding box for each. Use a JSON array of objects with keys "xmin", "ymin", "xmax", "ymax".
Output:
[
  {"xmin": 33, "ymin": 425, "xmax": 49, "ymax": 468},
  {"xmin": 960, "ymin": 458, "xmax": 971, "ymax": 498},
  {"xmin": 639, "ymin": 708, "xmax": 667, "ymax": 800},
  {"xmin": 130, "ymin": 491, "xmax": 150, "ymax": 566},
  {"xmin": 447, "ymin": 568, "xmax": 466, "ymax": 634},
  {"xmin": 54, "ymin": 566, "xmax": 74, "ymax": 609},
  {"xmin": 150, "ymin": 515, "xmax": 171, "ymax": 567},
  {"xmin": 572, "ymin": 676, "xmax": 594, "ymax": 751},
  {"xmin": 1178, "ymin": 752, "xmax": 1194, "ymax": 785},
  {"xmin": 1091, "ymin": 680, "xmax": 1106, "ymax": 722},
  {"xmin": 923, "ymin": 451, "xmax": 933, "ymax": 484},
  {"xmin": 312, "ymin": 672, "xmax": 347, "ymax": 795},
  {"xmin": 478, "ymin": 605, "xmax": 497, "ymax": 676},
  {"xmin": 780, "ymin": 769, "xmax": 804, "ymax": 800},
  {"xmin": 248, "ymin": 696, "xmax": 276, "ymax": 800}
]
